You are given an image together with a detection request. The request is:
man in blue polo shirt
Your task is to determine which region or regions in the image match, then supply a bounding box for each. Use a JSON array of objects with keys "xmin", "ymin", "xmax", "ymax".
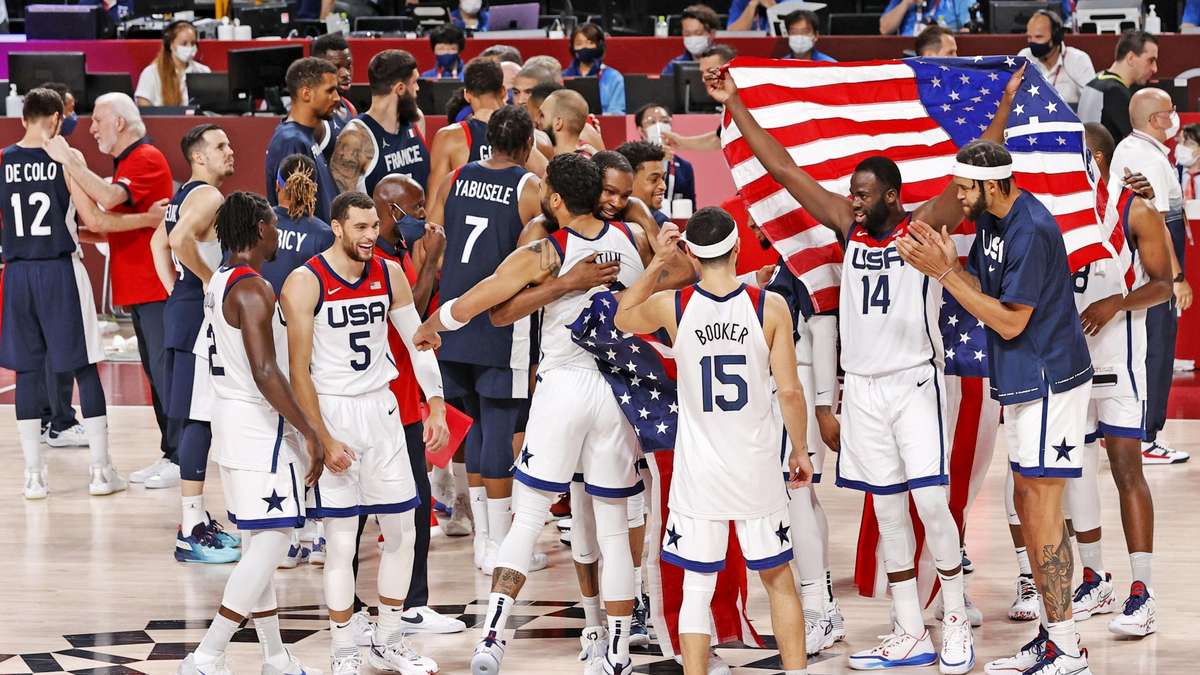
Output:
[
  {"xmin": 897, "ymin": 140, "xmax": 1093, "ymax": 675},
  {"xmin": 880, "ymin": 0, "xmax": 971, "ymax": 35}
]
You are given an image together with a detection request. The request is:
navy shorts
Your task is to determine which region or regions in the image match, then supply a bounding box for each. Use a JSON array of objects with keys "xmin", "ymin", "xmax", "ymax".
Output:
[
  {"xmin": 166, "ymin": 347, "xmax": 213, "ymax": 422},
  {"xmin": 441, "ymin": 360, "xmax": 528, "ymax": 400},
  {"xmin": 0, "ymin": 257, "xmax": 102, "ymax": 373}
]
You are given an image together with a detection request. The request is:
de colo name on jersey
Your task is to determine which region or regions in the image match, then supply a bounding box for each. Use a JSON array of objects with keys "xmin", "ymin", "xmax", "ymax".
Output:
[
  {"xmin": 453, "ymin": 178, "xmax": 514, "ymax": 205},
  {"xmin": 4, "ymin": 161, "xmax": 58, "ymax": 183}
]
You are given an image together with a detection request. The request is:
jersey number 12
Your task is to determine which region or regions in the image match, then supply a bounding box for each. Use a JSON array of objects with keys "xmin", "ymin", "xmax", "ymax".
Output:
[
  {"xmin": 700, "ymin": 354, "xmax": 748, "ymax": 412},
  {"xmin": 10, "ymin": 192, "xmax": 52, "ymax": 237}
]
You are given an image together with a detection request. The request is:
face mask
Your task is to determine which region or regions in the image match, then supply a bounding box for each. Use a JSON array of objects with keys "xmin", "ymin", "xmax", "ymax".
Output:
[
  {"xmin": 645, "ymin": 121, "xmax": 671, "ymax": 145},
  {"xmin": 174, "ymin": 45, "xmax": 197, "ymax": 64},
  {"xmin": 397, "ymin": 214, "xmax": 426, "ymax": 249},
  {"xmin": 1177, "ymin": 144, "xmax": 1197, "ymax": 168},
  {"xmin": 460, "ymin": 0, "xmax": 482, "ymax": 15},
  {"xmin": 575, "ymin": 46, "xmax": 604, "ymax": 64},
  {"xmin": 435, "ymin": 52, "xmax": 459, "ymax": 70},
  {"xmin": 60, "ymin": 112, "xmax": 78, "ymax": 137},
  {"xmin": 1026, "ymin": 40, "xmax": 1052, "ymax": 58},
  {"xmin": 683, "ymin": 35, "xmax": 710, "ymax": 57},
  {"xmin": 1165, "ymin": 111, "xmax": 1180, "ymax": 138},
  {"xmin": 788, "ymin": 35, "xmax": 815, "ymax": 55}
]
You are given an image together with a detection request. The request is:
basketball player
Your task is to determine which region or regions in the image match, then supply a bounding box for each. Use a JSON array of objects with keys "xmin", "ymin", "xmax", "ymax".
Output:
[
  {"xmin": 710, "ymin": 65, "xmax": 1022, "ymax": 672},
  {"xmin": 764, "ymin": 261, "xmax": 844, "ymax": 654},
  {"xmin": 264, "ymin": 57, "xmax": 341, "ymax": 223},
  {"xmin": 311, "ymin": 32, "xmax": 357, "ymax": 163},
  {"xmin": 332, "ymin": 50, "xmax": 429, "ymax": 198},
  {"xmin": 0, "ymin": 88, "xmax": 119, "ymax": 499},
  {"xmin": 414, "ymin": 154, "xmax": 687, "ymax": 675},
  {"xmin": 280, "ymin": 191, "xmax": 448, "ymax": 675},
  {"xmin": 615, "ymin": 141, "xmax": 669, "ymax": 226},
  {"xmin": 425, "ymin": 104, "xmax": 544, "ymax": 576},
  {"xmin": 261, "ymin": 154, "xmax": 335, "ymax": 295},
  {"xmin": 161, "ymin": 123, "xmax": 240, "ymax": 563},
  {"xmin": 178, "ymin": 192, "xmax": 324, "ymax": 675},
  {"xmin": 614, "ymin": 208, "xmax": 812, "ymax": 675},
  {"xmin": 538, "ymin": 89, "xmax": 593, "ymax": 157},
  {"xmin": 896, "ymin": 141, "xmax": 1095, "ymax": 674},
  {"xmin": 1060, "ymin": 123, "xmax": 1172, "ymax": 637}
]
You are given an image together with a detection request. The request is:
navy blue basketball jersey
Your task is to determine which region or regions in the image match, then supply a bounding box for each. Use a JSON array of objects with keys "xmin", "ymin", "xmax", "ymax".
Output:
[
  {"xmin": 265, "ymin": 120, "xmax": 338, "ymax": 224},
  {"xmin": 359, "ymin": 113, "xmax": 431, "ymax": 196},
  {"xmin": 163, "ymin": 180, "xmax": 224, "ymax": 352},
  {"xmin": 439, "ymin": 161, "xmax": 534, "ymax": 368},
  {"xmin": 164, "ymin": 180, "xmax": 210, "ymax": 304},
  {"xmin": 261, "ymin": 205, "xmax": 336, "ymax": 295},
  {"xmin": 461, "ymin": 118, "xmax": 493, "ymax": 163},
  {"xmin": 0, "ymin": 145, "xmax": 77, "ymax": 262}
]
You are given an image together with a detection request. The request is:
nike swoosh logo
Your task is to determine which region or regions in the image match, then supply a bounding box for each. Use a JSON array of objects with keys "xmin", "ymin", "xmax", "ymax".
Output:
[
  {"xmin": 401, "ymin": 613, "xmax": 424, "ymax": 624},
  {"xmin": 917, "ymin": 379, "xmax": 930, "ymax": 387},
  {"xmin": 327, "ymin": 286, "xmax": 343, "ymax": 296},
  {"xmin": 816, "ymin": 390, "xmax": 830, "ymax": 396},
  {"xmin": 387, "ymin": 406, "xmax": 397, "ymax": 415}
]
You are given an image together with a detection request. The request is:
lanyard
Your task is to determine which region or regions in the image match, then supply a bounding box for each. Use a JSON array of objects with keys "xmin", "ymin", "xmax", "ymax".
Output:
[{"xmin": 665, "ymin": 159, "xmax": 677, "ymax": 203}]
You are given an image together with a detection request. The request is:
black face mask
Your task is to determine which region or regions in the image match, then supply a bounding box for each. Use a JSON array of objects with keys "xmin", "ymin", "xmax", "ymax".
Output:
[{"xmin": 1027, "ymin": 40, "xmax": 1053, "ymax": 58}]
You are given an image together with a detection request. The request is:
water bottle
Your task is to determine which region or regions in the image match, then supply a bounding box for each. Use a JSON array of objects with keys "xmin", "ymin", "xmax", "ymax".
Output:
[
  {"xmin": 655, "ymin": 16, "xmax": 668, "ymax": 37},
  {"xmin": 6, "ymin": 84, "xmax": 22, "ymax": 118},
  {"xmin": 217, "ymin": 16, "xmax": 235, "ymax": 40},
  {"xmin": 1144, "ymin": 4, "xmax": 1161, "ymax": 34},
  {"xmin": 548, "ymin": 18, "xmax": 565, "ymax": 39}
]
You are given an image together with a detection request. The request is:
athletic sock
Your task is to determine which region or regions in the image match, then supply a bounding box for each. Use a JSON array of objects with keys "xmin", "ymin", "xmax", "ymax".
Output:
[
  {"xmin": 254, "ymin": 614, "xmax": 290, "ymax": 669},
  {"xmin": 1015, "ymin": 546, "xmax": 1033, "ymax": 576},
  {"xmin": 581, "ymin": 594, "xmax": 604, "ymax": 627},
  {"xmin": 17, "ymin": 419, "xmax": 41, "ymax": 471},
  {"xmin": 889, "ymin": 577, "xmax": 924, "ymax": 637},
  {"xmin": 196, "ymin": 614, "xmax": 239, "ymax": 663},
  {"xmin": 825, "ymin": 569, "xmax": 834, "ymax": 604},
  {"xmin": 606, "ymin": 614, "xmax": 631, "ymax": 664},
  {"xmin": 377, "ymin": 603, "xmax": 405, "ymax": 645},
  {"xmin": 1078, "ymin": 541, "xmax": 1103, "ymax": 573},
  {"xmin": 784, "ymin": 670, "xmax": 808, "ymax": 675},
  {"xmin": 1046, "ymin": 618, "xmax": 1079, "ymax": 657},
  {"xmin": 82, "ymin": 415, "xmax": 110, "ymax": 466},
  {"xmin": 1129, "ymin": 552, "xmax": 1153, "ymax": 587},
  {"xmin": 330, "ymin": 618, "xmax": 358, "ymax": 660},
  {"xmin": 633, "ymin": 566, "xmax": 643, "ymax": 601},
  {"xmin": 938, "ymin": 569, "xmax": 966, "ymax": 615},
  {"xmin": 800, "ymin": 578, "xmax": 825, "ymax": 617},
  {"xmin": 182, "ymin": 494, "xmax": 206, "ymax": 534},
  {"xmin": 469, "ymin": 486, "xmax": 489, "ymax": 540},
  {"xmin": 481, "ymin": 592, "xmax": 515, "ymax": 639},
  {"xmin": 487, "ymin": 496, "xmax": 513, "ymax": 546}
]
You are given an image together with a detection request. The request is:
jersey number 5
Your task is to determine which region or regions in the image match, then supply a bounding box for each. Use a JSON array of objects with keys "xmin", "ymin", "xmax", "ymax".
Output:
[
  {"xmin": 10, "ymin": 192, "xmax": 52, "ymax": 237},
  {"xmin": 860, "ymin": 275, "xmax": 891, "ymax": 314},
  {"xmin": 460, "ymin": 215, "xmax": 489, "ymax": 264},
  {"xmin": 349, "ymin": 331, "xmax": 371, "ymax": 371},
  {"xmin": 700, "ymin": 354, "xmax": 748, "ymax": 412}
]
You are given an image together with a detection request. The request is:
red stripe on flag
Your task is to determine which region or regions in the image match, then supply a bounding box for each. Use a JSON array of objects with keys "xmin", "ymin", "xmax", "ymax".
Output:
[{"xmin": 737, "ymin": 78, "xmax": 921, "ymax": 110}]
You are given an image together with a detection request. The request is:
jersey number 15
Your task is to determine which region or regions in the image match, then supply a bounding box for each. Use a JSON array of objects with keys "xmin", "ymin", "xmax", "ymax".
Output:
[{"xmin": 700, "ymin": 354, "xmax": 748, "ymax": 412}]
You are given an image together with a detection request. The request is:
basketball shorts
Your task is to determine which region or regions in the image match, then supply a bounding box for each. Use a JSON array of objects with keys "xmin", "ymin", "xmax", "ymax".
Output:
[
  {"xmin": 0, "ymin": 257, "xmax": 102, "ymax": 373},
  {"xmin": 166, "ymin": 347, "xmax": 214, "ymax": 423},
  {"xmin": 212, "ymin": 397, "xmax": 291, "ymax": 472},
  {"xmin": 778, "ymin": 361, "xmax": 826, "ymax": 484},
  {"xmin": 515, "ymin": 366, "xmax": 643, "ymax": 497},
  {"xmin": 1085, "ymin": 395, "xmax": 1146, "ymax": 444},
  {"xmin": 836, "ymin": 363, "xmax": 948, "ymax": 494},
  {"xmin": 221, "ymin": 460, "xmax": 305, "ymax": 530},
  {"xmin": 1004, "ymin": 381, "xmax": 1091, "ymax": 478},
  {"xmin": 441, "ymin": 360, "xmax": 529, "ymax": 400},
  {"xmin": 311, "ymin": 388, "xmax": 419, "ymax": 518},
  {"xmin": 661, "ymin": 506, "xmax": 794, "ymax": 573}
]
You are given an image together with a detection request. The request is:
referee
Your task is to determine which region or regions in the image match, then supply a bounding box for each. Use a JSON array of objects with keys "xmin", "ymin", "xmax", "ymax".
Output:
[{"xmin": 897, "ymin": 140, "xmax": 1094, "ymax": 674}]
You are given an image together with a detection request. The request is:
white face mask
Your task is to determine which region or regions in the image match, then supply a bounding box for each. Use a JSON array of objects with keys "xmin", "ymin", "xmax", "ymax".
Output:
[
  {"xmin": 1165, "ymin": 111, "xmax": 1180, "ymax": 138},
  {"xmin": 788, "ymin": 35, "xmax": 815, "ymax": 55},
  {"xmin": 1177, "ymin": 144, "xmax": 1196, "ymax": 168},
  {"xmin": 645, "ymin": 121, "xmax": 672, "ymax": 145},
  {"xmin": 683, "ymin": 35, "xmax": 710, "ymax": 56},
  {"xmin": 460, "ymin": 0, "xmax": 482, "ymax": 15},
  {"xmin": 174, "ymin": 45, "xmax": 197, "ymax": 64}
]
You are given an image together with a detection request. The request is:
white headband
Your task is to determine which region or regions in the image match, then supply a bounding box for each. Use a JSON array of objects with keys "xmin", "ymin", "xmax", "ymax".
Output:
[
  {"xmin": 953, "ymin": 161, "xmax": 1013, "ymax": 180},
  {"xmin": 685, "ymin": 227, "xmax": 739, "ymax": 259}
]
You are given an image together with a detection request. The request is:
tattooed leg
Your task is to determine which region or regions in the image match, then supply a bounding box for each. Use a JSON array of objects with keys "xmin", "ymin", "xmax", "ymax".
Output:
[
  {"xmin": 1013, "ymin": 473, "xmax": 1073, "ymax": 621},
  {"xmin": 491, "ymin": 566, "xmax": 527, "ymax": 597}
]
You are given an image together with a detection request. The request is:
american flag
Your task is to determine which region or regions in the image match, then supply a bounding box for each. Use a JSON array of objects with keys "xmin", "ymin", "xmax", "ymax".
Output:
[
  {"xmin": 943, "ymin": 224, "xmax": 990, "ymax": 377},
  {"xmin": 722, "ymin": 55, "xmax": 1111, "ymax": 314},
  {"xmin": 566, "ymin": 290, "xmax": 679, "ymax": 452}
]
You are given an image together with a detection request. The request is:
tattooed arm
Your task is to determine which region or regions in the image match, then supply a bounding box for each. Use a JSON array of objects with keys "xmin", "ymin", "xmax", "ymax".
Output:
[
  {"xmin": 329, "ymin": 120, "xmax": 373, "ymax": 193},
  {"xmin": 614, "ymin": 223, "xmax": 686, "ymax": 338}
]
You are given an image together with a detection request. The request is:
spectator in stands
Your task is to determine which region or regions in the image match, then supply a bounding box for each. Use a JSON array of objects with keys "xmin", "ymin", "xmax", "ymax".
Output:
[
  {"xmin": 1017, "ymin": 10, "xmax": 1095, "ymax": 107},
  {"xmin": 50, "ymin": 93, "xmax": 176, "ymax": 483},
  {"xmin": 660, "ymin": 44, "xmax": 736, "ymax": 153},
  {"xmin": 265, "ymin": 58, "xmax": 341, "ymax": 223},
  {"xmin": 40, "ymin": 82, "xmax": 78, "ymax": 136},
  {"xmin": 312, "ymin": 32, "xmax": 357, "ymax": 162},
  {"xmin": 78, "ymin": 0, "xmax": 133, "ymax": 23},
  {"xmin": 134, "ymin": 20, "xmax": 210, "ymax": 108},
  {"xmin": 915, "ymin": 24, "xmax": 957, "ymax": 57},
  {"xmin": 635, "ymin": 103, "xmax": 696, "ymax": 207},
  {"xmin": 880, "ymin": 0, "xmax": 970, "ymax": 36},
  {"xmin": 451, "ymin": 0, "xmax": 489, "ymax": 31},
  {"xmin": 783, "ymin": 10, "xmax": 835, "ymax": 62},
  {"xmin": 727, "ymin": 0, "xmax": 771, "ymax": 31},
  {"xmin": 423, "ymin": 24, "xmax": 466, "ymax": 80},
  {"xmin": 1185, "ymin": 0, "xmax": 1200, "ymax": 30},
  {"xmin": 662, "ymin": 4, "xmax": 721, "ymax": 76},
  {"xmin": 616, "ymin": 140, "xmax": 669, "ymax": 225},
  {"xmin": 1079, "ymin": 30, "xmax": 1158, "ymax": 143},
  {"xmin": 479, "ymin": 44, "xmax": 523, "ymax": 65},
  {"xmin": 562, "ymin": 22, "xmax": 626, "ymax": 115},
  {"xmin": 1179, "ymin": 124, "xmax": 1200, "ymax": 199}
]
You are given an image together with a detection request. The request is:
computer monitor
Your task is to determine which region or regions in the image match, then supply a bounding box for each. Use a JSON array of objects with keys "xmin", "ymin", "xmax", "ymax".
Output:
[
  {"xmin": 131, "ymin": 0, "xmax": 195, "ymax": 16},
  {"xmin": 187, "ymin": 72, "xmax": 239, "ymax": 114},
  {"xmin": 563, "ymin": 77, "xmax": 602, "ymax": 115},
  {"xmin": 228, "ymin": 45, "xmax": 304, "ymax": 114},
  {"xmin": 988, "ymin": 1, "xmax": 1054, "ymax": 34},
  {"xmin": 233, "ymin": 3, "xmax": 289, "ymax": 37},
  {"xmin": 83, "ymin": 72, "xmax": 133, "ymax": 113},
  {"xmin": 8, "ymin": 52, "xmax": 87, "ymax": 102},
  {"xmin": 486, "ymin": 2, "xmax": 540, "ymax": 31},
  {"xmin": 672, "ymin": 62, "xmax": 717, "ymax": 114}
]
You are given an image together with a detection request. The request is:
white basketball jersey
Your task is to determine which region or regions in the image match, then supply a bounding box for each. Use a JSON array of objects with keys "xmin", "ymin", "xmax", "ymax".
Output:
[
  {"xmin": 203, "ymin": 265, "xmax": 289, "ymax": 406},
  {"xmin": 670, "ymin": 283, "xmax": 786, "ymax": 520},
  {"xmin": 840, "ymin": 220, "xmax": 944, "ymax": 376},
  {"xmin": 538, "ymin": 222, "xmax": 644, "ymax": 372},
  {"xmin": 302, "ymin": 254, "xmax": 398, "ymax": 397}
]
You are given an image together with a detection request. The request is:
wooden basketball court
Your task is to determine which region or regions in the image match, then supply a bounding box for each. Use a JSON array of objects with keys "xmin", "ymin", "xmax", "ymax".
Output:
[{"xmin": 1, "ymin": 404, "xmax": 1195, "ymax": 674}]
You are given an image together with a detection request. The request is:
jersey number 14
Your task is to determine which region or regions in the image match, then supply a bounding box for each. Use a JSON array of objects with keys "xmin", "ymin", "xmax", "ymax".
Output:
[{"xmin": 860, "ymin": 275, "xmax": 891, "ymax": 314}]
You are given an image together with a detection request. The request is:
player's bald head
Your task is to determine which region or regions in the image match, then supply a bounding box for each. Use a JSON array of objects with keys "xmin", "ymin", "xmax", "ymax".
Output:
[
  {"xmin": 1129, "ymin": 87, "xmax": 1173, "ymax": 134},
  {"xmin": 373, "ymin": 173, "xmax": 425, "ymax": 218},
  {"xmin": 542, "ymin": 89, "xmax": 589, "ymax": 136},
  {"xmin": 1083, "ymin": 122, "xmax": 1115, "ymax": 172}
]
